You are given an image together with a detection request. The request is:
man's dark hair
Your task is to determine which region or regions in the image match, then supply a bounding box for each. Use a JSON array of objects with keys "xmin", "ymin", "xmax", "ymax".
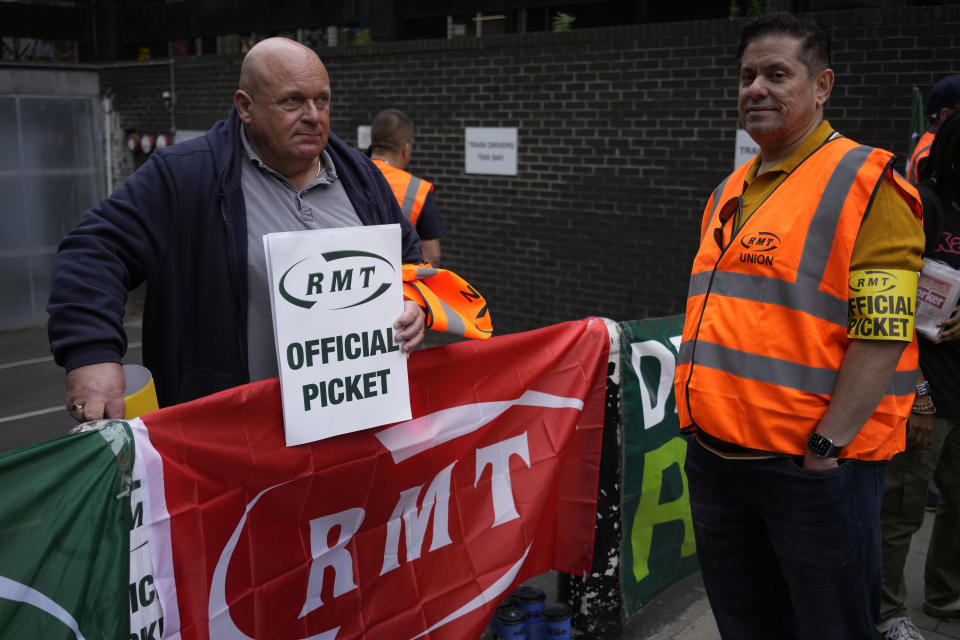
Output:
[
  {"xmin": 370, "ymin": 109, "xmax": 414, "ymax": 155},
  {"xmin": 735, "ymin": 12, "xmax": 831, "ymax": 76},
  {"xmin": 926, "ymin": 110, "xmax": 960, "ymax": 204}
]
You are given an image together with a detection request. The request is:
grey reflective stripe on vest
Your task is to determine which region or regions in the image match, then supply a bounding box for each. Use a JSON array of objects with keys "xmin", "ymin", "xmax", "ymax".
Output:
[
  {"xmin": 686, "ymin": 271, "xmax": 847, "ymax": 326},
  {"xmin": 435, "ymin": 296, "xmax": 466, "ymax": 336},
  {"xmin": 796, "ymin": 145, "xmax": 873, "ymax": 288},
  {"xmin": 678, "ymin": 340, "xmax": 916, "ymax": 396},
  {"xmin": 687, "ymin": 145, "xmax": 875, "ymax": 327},
  {"xmin": 702, "ymin": 176, "xmax": 730, "ymax": 236},
  {"xmin": 906, "ymin": 143, "xmax": 932, "ymax": 176},
  {"xmin": 413, "ymin": 266, "xmax": 439, "ymax": 279},
  {"xmin": 400, "ymin": 177, "xmax": 424, "ymax": 217}
]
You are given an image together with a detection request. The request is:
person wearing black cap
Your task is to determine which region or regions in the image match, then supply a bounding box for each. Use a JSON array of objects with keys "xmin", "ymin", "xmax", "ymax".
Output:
[{"xmin": 906, "ymin": 74, "xmax": 960, "ymax": 184}]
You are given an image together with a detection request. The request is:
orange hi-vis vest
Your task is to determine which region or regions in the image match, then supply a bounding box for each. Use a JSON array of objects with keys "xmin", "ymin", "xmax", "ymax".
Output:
[
  {"xmin": 674, "ymin": 136, "xmax": 922, "ymax": 461},
  {"xmin": 403, "ymin": 264, "xmax": 492, "ymax": 340},
  {"xmin": 373, "ymin": 159, "xmax": 434, "ymax": 227},
  {"xmin": 906, "ymin": 129, "xmax": 935, "ymax": 184}
]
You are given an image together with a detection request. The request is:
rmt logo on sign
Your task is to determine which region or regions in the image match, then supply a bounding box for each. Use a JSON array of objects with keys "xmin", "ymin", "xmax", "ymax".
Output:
[{"xmin": 279, "ymin": 250, "xmax": 394, "ymax": 311}]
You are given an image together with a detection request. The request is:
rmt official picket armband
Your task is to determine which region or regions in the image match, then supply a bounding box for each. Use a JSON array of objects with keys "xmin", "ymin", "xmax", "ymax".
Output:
[
  {"xmin": 847, "ymin": 269, "xmax": 918, "ymax": 341},
  {"xmin": 807, "ymin": 432, "xmax": 844, "ymax": 458}
]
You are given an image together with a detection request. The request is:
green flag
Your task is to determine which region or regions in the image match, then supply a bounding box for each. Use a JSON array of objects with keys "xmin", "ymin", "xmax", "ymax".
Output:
[
  {"xmin": 619, "ymin": 316, "xmax": 699, "ymax": 613},
  {"xmin": 908, "ymin": 86, "xmax": 926, "ymax": 156},
  {"xmin": 0, "ymin": 421, "xmax": 133, "ymax": 639}
]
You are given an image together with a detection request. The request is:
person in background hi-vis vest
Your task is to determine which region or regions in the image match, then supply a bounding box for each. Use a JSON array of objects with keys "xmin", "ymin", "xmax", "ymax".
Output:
[
  {"xmin": 905, "ymin": 74, "xmax": 960, "ymax": 185},
  {"xmin": 673, "ymin": 13, "xmax": 924, "ymax": 640},
  {"xmin": 369, "ymin": 109, "xmax": 447, "ymax": 267}
]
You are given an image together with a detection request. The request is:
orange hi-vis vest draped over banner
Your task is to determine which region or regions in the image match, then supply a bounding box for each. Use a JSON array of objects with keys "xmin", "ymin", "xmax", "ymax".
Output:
[
  {"xmin": 403, "ymin": 264, "xmax": 493, "ymax": 340},
  {"xmin": 674, "ymin": 136, "xmax": 922, "ymax": 461},
  {"xmin": 373, "ymin": 159, "xmax": 434, "ymax": 227},
  {"xmin": 905, "ymin": 129, "xmax": 935, "ymax": 184}
]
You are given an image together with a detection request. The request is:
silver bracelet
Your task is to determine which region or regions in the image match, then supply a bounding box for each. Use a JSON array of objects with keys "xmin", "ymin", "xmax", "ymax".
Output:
[{"xmin": 915, "ymin": 381, "xmax": 932, "ymax": 397}]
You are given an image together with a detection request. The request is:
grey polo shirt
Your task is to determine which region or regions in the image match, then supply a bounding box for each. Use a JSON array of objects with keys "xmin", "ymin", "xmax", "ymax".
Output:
[{"xmin": 240, "ymin": 125, "xmax": 362, "ymax": 382}]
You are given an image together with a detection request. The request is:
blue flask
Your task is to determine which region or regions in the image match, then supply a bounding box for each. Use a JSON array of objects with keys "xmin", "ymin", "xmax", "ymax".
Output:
[
  {"xmin": 511, "ymin": 586, "xmax": 545, "ymax": 640},
  {"xmin": 542, "ymin": 602, "xmax": 572, "ymax": 639},
  {"xmin": 496, "ymin": 605, "xmax": 526, "ymax": 639}
]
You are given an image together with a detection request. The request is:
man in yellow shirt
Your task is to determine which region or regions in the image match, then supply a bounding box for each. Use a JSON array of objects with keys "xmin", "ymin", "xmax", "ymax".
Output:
[{"xmin": 674, "ymin": 12, "xmax": 924, "ymax": 639}]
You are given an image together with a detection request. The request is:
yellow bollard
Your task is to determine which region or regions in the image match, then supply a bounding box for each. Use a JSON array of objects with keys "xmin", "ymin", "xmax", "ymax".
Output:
[{"xmin": 123, "ymin": 364, "xmax": 159, "ymax": 419}]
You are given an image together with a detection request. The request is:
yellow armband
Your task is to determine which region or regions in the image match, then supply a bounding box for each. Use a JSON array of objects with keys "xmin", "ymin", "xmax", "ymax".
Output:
[{"xmin": 847, "ymin": 269, "xmax": 917, "ymax": 341}]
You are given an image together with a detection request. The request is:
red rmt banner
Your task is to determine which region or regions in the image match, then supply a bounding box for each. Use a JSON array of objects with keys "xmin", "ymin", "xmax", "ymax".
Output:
[{"xmin": 133, "ymin": 318, "xmax": 609, "ymax": 640}]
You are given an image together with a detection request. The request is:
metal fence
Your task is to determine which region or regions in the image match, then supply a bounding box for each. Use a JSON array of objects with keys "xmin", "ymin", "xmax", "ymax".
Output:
[{"xmin": 0, "ymin": 69, "xmax": 104, "ymax": 330}]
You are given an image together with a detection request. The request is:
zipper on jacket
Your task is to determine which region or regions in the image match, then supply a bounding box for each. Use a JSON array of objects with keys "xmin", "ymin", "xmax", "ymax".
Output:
[{"xmin": 219, "ymin": 195, "xmax": 249, "ymax": 379}]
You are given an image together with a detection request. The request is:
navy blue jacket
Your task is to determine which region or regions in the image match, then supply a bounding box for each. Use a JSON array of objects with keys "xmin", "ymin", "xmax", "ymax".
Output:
[{"xmin": 48, "ymin": 108, "xmax": 422, "ymax": 407}]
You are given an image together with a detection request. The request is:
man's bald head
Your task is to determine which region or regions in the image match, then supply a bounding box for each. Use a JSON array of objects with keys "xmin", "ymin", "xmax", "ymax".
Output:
[
  {"xmin": 233, "ymin": 37, "xmax": 332, "ymax": 183},
  {"xmin": 239, "ymin": 37, "xmax": 323, "ymax": 95}
]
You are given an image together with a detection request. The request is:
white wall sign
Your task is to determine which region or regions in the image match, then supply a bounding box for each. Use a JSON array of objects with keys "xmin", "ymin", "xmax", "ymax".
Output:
[
  {"xmin": 264, "ymin": 225, "xmax": 411, "ymax": 446},
  {"xmin": 735, "ymin": 129, "xmax": 760, "ymax": 169},
  {"xmin": 465, "ymin": 127, "xmax": 518, "ymax": 176},
  {"xmin": 357, "ymin": 125, "xmax": 371, "ymax": 152}
]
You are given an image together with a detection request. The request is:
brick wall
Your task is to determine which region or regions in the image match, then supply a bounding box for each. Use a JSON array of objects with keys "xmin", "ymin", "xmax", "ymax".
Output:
[{"xmin": 99, "ymin": 5, "xmax": 960, "ymax": 336}]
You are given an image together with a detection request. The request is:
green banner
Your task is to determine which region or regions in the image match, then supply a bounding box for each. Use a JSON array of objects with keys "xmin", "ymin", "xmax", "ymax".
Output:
[
  {"xmin": 619, "ymin": 315, "xmax": 698, "ymax": 614},
  {"xmin": 0, "ymin": 421, "xmax": 132, "ymax": 639}
]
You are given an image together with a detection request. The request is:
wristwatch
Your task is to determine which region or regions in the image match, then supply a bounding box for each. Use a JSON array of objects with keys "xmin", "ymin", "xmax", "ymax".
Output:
[{"xmin": 807, "ymin": 432, "xmax": 843, "ymax": 458}]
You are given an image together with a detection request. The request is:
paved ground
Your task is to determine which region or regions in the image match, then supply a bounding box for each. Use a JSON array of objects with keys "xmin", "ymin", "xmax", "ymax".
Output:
[
  {"xmin": 2, "ymin": 325, "xmax": 958, "ymax": 640},
  {"xmin": 0, "ymin": 323, "xmax": 142, "ymax": 452}
]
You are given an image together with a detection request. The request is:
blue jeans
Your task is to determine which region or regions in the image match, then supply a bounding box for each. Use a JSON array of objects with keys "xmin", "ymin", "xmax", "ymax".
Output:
[{"xmin": 685, "ymin": 436, "xmax": 886, "ymax": 640}]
